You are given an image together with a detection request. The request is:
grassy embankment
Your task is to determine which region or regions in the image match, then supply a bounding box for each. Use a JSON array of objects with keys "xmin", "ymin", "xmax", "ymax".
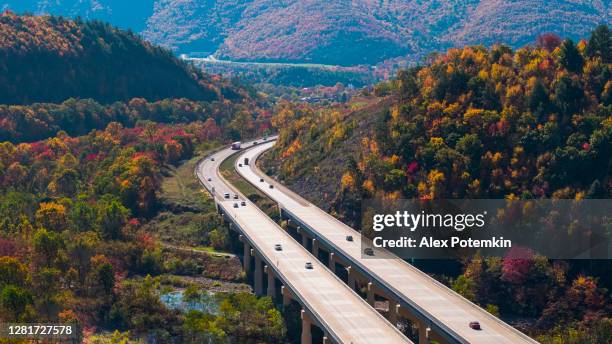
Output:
[{"xmin": 143, "ymin": 143, "xmax": 247, "ymax": 285}]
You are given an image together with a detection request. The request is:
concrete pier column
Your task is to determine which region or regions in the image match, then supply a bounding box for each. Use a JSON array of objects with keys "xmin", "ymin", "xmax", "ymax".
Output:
[
  {"xmin": 367, "ymin": 282, "xmax": 375, "ymax": 305},
  {"xmin": 243, "ymin": 242, "xmax": 251, "ymax": 273},
  {"xmin": 302, "ymin": 232, "xmax": 309, "ymax": 247},
  {"xmin": 301, "ymin": 310, "xmax": 312, "ymax": 344},
  {"xmin": 388, "ymin": 299, "xmax": 399, "ymax": 325},
  {"xmin": 418, "ymin": 323, "xmax": 430, "ymax": 344},
  {"xmin": 281, "ymin": 285, "xmax": 291, "ymax": 306},
  {"xmin": 312, "ymin": 238, "xmax": 318, "ymax": 258},
  {"xmin": 347, "ymin": 266, "xmax": 356, "ymax": 290},
  {"xmin": 266, "ymin": 267, "xmax": 276, "ymax": 298},
  {"xmin": 254, "ymin": 255, "xmax": 263, "ymax": 296},
  {"xmin": 328, "ymin": 252, "xmax": 335, "ymax": 273}
]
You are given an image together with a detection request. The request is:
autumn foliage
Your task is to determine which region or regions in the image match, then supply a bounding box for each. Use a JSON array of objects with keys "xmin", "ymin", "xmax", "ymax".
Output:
[{"xmin": 268, "ymin": 27, "xmax": 611, "ymax": 339}]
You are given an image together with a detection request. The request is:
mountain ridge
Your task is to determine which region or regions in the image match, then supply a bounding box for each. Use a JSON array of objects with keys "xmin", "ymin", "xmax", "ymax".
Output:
[{"xmin": 2, "ymin": 0, "xmax": 609, "ymax": 66}]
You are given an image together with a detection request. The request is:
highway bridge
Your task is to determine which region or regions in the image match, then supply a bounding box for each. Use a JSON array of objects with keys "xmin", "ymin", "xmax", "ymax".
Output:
[
  {"xmin": 196, "ymin": 139, "xmax": 411, "ymax": 344},
  {"xmin": 234, "ymin": 140, "xmax": 540, "ymax": 344}
]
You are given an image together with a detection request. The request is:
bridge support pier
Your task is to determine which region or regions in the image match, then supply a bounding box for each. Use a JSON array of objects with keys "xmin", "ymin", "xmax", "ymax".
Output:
[
  {"xmin": 398, "ymin": 306, "xmax": 429, "ymax": 342},
  {"xmin": 281, "ymin": 285, "xmax": 291, "ymax": 306},
  {"xmin": 418, "ymin": 323, "xmax": 430, "ymax": 344},
  {"xmin": 347, "ymin": 266, "xmax": 356, "ymax": 290},
  {"xmin": 312, "ymin": 238, "xmax": 319, "ymax": 258},
  {"xmin": 367, "ymin": 282, "xmax": 375, "ymax": 305},
  {"xmin": 388, "ymin": 299, "xmax": 399, "ymax": 326},
  {"xmin": 301, "ymin": 310, "xmax": 312, "ymax": 344},
  {"xmin": 243, "ymin": 242, "xmax": 251, "ymax": 273},
  {"xmin": 301, "ymin": 232, "xmax": 309, "ymax": 247},
  {"xmin": 328, "ymin": 252, "xmax": 335, "ymax": 273},
  {"xmin": 266, "ymin": 266, "xmax": 276, "ymax": 299},
  {"xmin": 254, "ymin": 255, "xmax": 263, "ymax": 296}
]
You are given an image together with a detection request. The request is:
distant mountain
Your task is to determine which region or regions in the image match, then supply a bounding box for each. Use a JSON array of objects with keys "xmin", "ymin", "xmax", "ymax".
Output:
[
  {"xmin": 2, "ymin": 1, "xmax": 610, "ymax": 66},
  {"xmin": 1, "ymin": 0, "xmax": 154, "ymax": 31}
]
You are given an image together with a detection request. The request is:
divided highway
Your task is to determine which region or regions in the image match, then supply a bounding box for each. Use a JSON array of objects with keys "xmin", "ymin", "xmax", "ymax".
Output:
[
  {"xmin": 235, "ymin": 140, "xmax": 539, "ymax": 344},
  {"xmin": 196, "ymin": 139, "xmax": 411, "ymax": 344}
]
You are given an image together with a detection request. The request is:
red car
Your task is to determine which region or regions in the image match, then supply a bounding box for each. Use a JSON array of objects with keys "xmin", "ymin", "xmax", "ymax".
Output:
[{"xmin": 469, "ymin": 321, "xmax": 481, "ymax": 330}]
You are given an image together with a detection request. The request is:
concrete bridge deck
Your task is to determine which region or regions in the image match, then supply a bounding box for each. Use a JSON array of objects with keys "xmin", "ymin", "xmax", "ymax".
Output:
[{"xmin": 196, "ymin": 138, "xmax": 411, "ymax": 344}]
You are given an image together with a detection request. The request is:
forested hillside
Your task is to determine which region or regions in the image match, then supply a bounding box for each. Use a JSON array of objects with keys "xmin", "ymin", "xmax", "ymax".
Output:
[
  {"xmin": 263, "ymin": 26, "xmax": 612, "ymax": 341},
  {"xmin": 0, "ymin": 119, "xmax": 283, "ymax": 341},
  {"xmin": 0, "ymin": 11, "xmax": 222, "ymax": 104},
  {"xmin": 0, "ymin": 97, "xmax": 271, "ymax": 143},
  {"xmin": 267, "ymin": 26, "xmax": 611, "ymax": 212},
  {"xmin": 0, "ymin": 12, "xmax": 282, "ymax": 342},
  {"xmin": 0, "ymin": 13, "xmax": 269, "ymax": 143}
]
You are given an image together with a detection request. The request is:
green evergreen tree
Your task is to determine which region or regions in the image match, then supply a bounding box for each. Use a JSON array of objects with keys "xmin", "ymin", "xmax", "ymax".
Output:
[
  {"xmin": 558, "ymin": 39, "xmax": 584, "ymax": 73},
  {"xmin": 586, "ymin": 25, "xmax": 611, "ymax": 63}
]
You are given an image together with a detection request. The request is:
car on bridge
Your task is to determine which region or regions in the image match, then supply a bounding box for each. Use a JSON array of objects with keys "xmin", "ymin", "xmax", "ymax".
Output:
[{"xmin": 305, "ymin": 262, "xmax": 313, "ymax": 269}]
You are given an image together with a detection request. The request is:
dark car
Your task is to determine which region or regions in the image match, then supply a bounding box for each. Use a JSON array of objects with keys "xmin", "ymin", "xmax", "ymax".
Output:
[
  {"xmin": 224, "ymin": 193, "xmax": 230, "ymax": 199},
  {"xmin": 233, "ymin": 203, "xmax": 239, "ymax": 208},
  {"xmin": 238, "ymin": 163, "xmax": 242, "ymax": 167},
  {"xmin": 346, "ymin": 235, "xmax": 354, "ymax": 242},
  {"xmin": 364, "ymin": 248, "xmax": 374, "ymax": 256},
  {"xmin": 274, "ymin": 244, "xmax": 282, "ymax": 251},
  {"xmin": 253, "ymin": 141, "xmax": 258, "ymax": 145},
  {"xmin": 207, "ymin": 177, "xmax": 212, "ymax": 182},
  {"xmin": 260, "ymin": 178, "xmax": 264, "ymax": 182},
  {"xmin": 469, "ymin": 321, "xmax": 481, "ymax": 330},
  {"xmin": 241, "ymin": 201, "xmax": 246, "ymax": 206},
  {"xmin": 211, "ymin": 157, "xmax": 215, "ymax": 161},
  {"xmin": 269, "ymin": 184, "xmax": 274, "ymax": 189},
  {"xmin": 305, "ymin": 262, "xmax": 313, "ymax": 269},
  {"xmin": 233, "ymin": 194, "xmax": 239, "ymax": 199}
]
